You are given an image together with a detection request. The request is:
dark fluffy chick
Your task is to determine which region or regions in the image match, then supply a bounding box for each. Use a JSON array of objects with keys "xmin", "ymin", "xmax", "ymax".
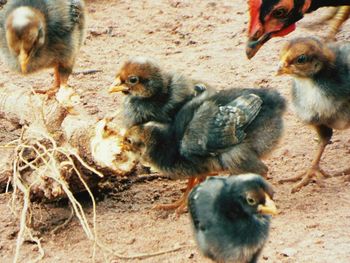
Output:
[
  {"xmin": 188, "ymin": 174, "xmax": 277, "ymax": 263},
  {"xmin": 109, "ymin": 57, "xmax": 211, "ymax": 129},
  {"xmin": 0, "ymin": 0, "xmax": 85, "ymax": 96},
  {"xmin": 123, "ymin": 88, "xmax": 285, "ymax": 212},
  {"xmin": 277, "ymin": 36, "xmax": 350, "ymax": 192}
]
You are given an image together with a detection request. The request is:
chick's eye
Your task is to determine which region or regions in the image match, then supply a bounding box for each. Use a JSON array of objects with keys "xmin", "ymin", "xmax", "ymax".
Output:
[
  {"xmin": 296, "ymin": 54, "xmax": 308, "ymax": 64},
  {"xmin": 128, "ymin": 76, "xmax": 139, "ymax": 85},
  {"xmin": 246, "ymin": 197, "xmax": 256, "ymax": 206},
  {"xmin": 272, "ymin": 8, "xmax": 288, "ymax": 19}
]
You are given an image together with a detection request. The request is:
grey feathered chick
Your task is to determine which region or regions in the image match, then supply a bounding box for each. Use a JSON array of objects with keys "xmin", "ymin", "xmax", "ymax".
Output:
[
  {"xmin": 188, "ymin": 174, "xmax": 277, "ymax": 263},
  {"xmin": 122, "ymin": 88, "xmax": 285, "ymax": 212},
  {"xmin": 0, "ymin": 0, "xmax": 86, "ymax": 96},
  {"xmin": 109, "ymin": 57, "xmax": 212, "ymax": 128},
  {"xmin": 277, "ymin": 37, "xmax": 350, "ymax": 192}
]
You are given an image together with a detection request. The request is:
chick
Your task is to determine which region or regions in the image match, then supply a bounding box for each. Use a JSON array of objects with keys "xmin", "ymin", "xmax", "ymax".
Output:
[
  {"xmin": 188, "ymin": 174, "xmax": 277, "ymax": 263},
  {"xmin": 0, "ymin": 0, "xmax": 86, "ymax": 96},
  {"xmin": 122, "ymin": 89, "xmax": 285, "ymax": 213},
  {"xmin": 277, "ymin": 37, "xmax": 350, "ymax": 192},
  {"xmin": 109, "ymin": 57, "xmax": 212, "ymax": 129}
]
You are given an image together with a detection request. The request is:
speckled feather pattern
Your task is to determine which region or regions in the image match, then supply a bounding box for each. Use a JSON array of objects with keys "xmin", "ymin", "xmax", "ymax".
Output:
[{"xmin": 181, "ymin": 93, "xmax": 263, "ymax": 156}]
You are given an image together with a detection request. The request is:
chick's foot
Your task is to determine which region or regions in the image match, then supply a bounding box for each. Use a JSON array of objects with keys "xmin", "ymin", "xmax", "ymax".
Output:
[
  {"xmin": 33, "ymin": 85, "xmax": 60, "ymax": 98},
  {"xmin": 153, "ymin": 192, "xmax": 188, "ymax": 215},
  {"xmin": 154, "ymin": 178, "xmax": 199, "ymax": 215},
  {"xmin": 279, "ymin": 166, "xmax": 329, "ymax": 193},
  {"xmin": 332, "ymin": 167, "xmax": 350, "ymax": 182}
]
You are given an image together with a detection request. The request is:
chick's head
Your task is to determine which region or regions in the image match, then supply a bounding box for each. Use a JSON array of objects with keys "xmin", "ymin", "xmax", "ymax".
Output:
[
  {"xmin": 109, "ymin": 57, "xmax": 167, "ymax": 98},
  {"xmin": 122, "ymin": 122, "xmax": 168, "ymax": 159},
  {"xmin": 5, "ymin": 6, "xmax": 46, "ymax": 73},
  {"xmin": 223, "ymin": 174, "xmax": 277, "ymax": 217},
  {"xmin": 122, "ymin": 125, "xmax": 147, "ymax": 154},
  {"xmin": 277, "ymin": 37, "xmax": 335, "ymax": 78}
]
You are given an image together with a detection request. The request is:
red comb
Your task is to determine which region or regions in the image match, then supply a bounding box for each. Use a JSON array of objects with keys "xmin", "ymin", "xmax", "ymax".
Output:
[{"xmin": 248, "ymin": 0, "xmax": 262, "ymax": 35}]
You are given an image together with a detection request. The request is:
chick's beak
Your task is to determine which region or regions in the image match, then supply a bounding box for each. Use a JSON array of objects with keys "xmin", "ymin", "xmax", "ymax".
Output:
[
  {"xmin": 258, "ymin": 193, "xmax": 278, "ymax": 216},
  {"xmin": 276, "ymin": 61, "xmax": 288, "ymax": 76},
  {"xmin": 19, "ymin": 48, "xmax": 29, "ymax": 73},
  {"xmin": 109, "ymin": 77, "xmax": 129, "ymax": 93}
]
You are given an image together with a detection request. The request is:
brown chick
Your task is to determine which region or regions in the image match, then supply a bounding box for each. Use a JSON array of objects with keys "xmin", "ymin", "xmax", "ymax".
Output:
[
  {"xmin": 277, "ymin": 37, "xmax": 350, "ymax": 192},
  {"xmin": 109, "ymin": 57, "xmax": 211, "ymax": 129},
  {"xmin": 122, "ymin": 89, "xmax": 285, "ymax": 213},
  {"xmin": 0, "ymin": 0, "xmax": 86, "ymax": 96},
  {"xmin": 109, "ymin": 57, "xmax": 212, "ymax": 212}
]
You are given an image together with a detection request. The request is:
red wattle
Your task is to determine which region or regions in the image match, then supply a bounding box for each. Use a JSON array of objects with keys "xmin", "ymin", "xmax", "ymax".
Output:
[{"xmin": 273, "ymin": 23, "xmax": 296, "ymax": 37}]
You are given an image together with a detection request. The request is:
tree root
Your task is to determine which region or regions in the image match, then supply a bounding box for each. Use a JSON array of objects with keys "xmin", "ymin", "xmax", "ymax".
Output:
[
  {"xmin": 111, "ymin": 244, "xmax": 191, "ymax": 261},
  {"xmin": 6, "ymin": 126, "xmax": 106, "ymax": 262}
]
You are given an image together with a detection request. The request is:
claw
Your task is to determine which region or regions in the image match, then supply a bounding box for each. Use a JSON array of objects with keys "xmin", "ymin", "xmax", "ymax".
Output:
[
  {"xmin": 279, "ymin": 166, "xmax": 329, "ymax": 193},
  {"xmin": 153, "ymin": 195, "xmax": 188, "ymax": 214},
  {"xmin": 153, "ymin": 177, "xmax": 200, "ymax": 215},
  {"xmin": 33, "ymin": 86, "xmax": 60, "ymax": 98}
]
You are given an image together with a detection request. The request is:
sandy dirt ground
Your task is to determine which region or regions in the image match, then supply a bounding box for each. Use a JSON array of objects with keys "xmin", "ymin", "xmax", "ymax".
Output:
[{"xmin": 1, "ymin": 0, "xmax": 350, "ymax": 262}]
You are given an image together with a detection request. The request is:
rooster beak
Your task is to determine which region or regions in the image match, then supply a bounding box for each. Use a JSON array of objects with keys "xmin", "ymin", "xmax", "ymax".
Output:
[
  {"xmin": 246, "ymin": 33, "xmax": 271, "ymax": 59},
  {"xmin": 258, "ymin": 193, "xmax": 278, "ymax": 215},
  {"xmin": 246, "ymin": 22, "xmax": 297, "ymax": 59},
  {"xmin": 109, "ymin": 77, "xmax": 129, "ymax": 93},
  {"xmin": 19, "ymin": 47, "xmax": 29, "ymax": 73}
]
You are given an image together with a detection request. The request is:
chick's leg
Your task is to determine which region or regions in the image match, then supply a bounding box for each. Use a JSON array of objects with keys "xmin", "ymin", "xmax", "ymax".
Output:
[
  {"xmin": 57, "ymin": 64, "xmax": 73, "ymax": 88},
  {"xmin": 154, "ymin": 178, "xmax": 197, "ymax": 214},
  {"xmin": 154, "ymin": 174, "xmax": 211, "ymax": 215},
  {"xmin": 48, "ymin": 65, "xmax": 62, "ymax": 97},
  {"xmin": 33, "ymin": 65, "xmax": 61, "ymax": 97},
  {"xmin": 279, "ymin": 125, "xmax": 332, "ymax": 193},
  {"xmin": 44, "ymin": 64, "xmax": 73, "ymax": 97}
]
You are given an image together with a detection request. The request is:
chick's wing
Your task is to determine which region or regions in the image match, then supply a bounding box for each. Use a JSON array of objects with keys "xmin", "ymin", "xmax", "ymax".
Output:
[{"xmin": 180, "ymin": 94, "xmax": 262, "ymax": 158}]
